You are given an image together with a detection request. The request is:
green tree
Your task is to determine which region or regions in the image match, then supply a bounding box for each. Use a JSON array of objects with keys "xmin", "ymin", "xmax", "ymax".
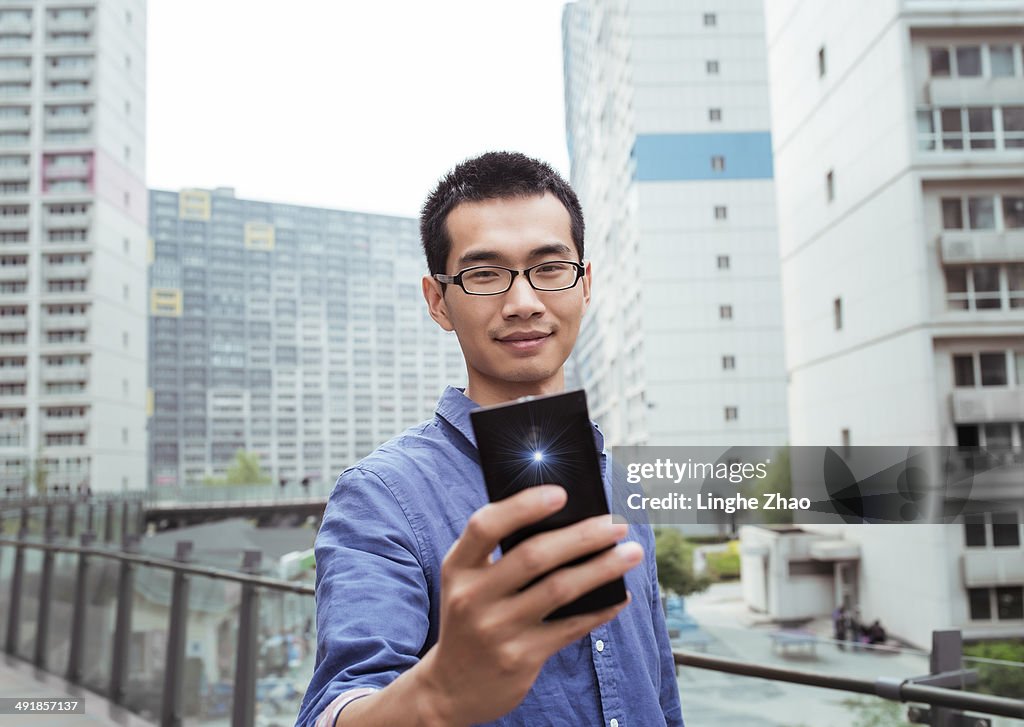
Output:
[
  {"xmin": 203, "ymin": 449, "xmax": 272, "ymax": 486},
  {"xmin": 746, "ymin": 445, "xmax": 793, "ymax": 524},
  {"xmin": 25, "ymin": 446, "xmax": 48, "ymax": 496},
  {"xmin": 653, "ymin": 527, "xmax": 711, "ymax": 596},
  {"xmin": 963, "ymin": 640, "xmax": 1024, "ymax": 699}
]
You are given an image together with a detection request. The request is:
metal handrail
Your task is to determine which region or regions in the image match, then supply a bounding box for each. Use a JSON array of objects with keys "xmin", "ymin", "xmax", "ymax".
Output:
[
  {"xmin": 0, "ymin": 536, "xmax": 314, "ymax": 595},
  {"xmin": 673, "ymin": 650, "xmax": 1024, "ymax": 720},
  {"xmin": 3, "ymin": 531, "xmax": 1023, "ymax": 724}
]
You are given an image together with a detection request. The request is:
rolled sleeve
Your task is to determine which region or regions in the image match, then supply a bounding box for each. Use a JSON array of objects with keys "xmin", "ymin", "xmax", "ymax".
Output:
[{"xmin": 295, "ymin": 466, "xmax": 431, "ymax": 727}]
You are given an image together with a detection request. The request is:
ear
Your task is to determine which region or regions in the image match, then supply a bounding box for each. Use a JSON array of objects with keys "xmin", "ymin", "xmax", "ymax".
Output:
[
  {"xmin": 581, "ymin": 260, "xmax": 592, "ymax": 314},
  {"xmin": 422, "ymin": 274, "xmax": 455, "ymax": 332}
]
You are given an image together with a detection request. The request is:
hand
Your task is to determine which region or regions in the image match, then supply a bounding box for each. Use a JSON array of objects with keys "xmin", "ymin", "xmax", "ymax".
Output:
[{"xmin": 417, "ymin": 484, "xmax": 642, "ymax": 726}]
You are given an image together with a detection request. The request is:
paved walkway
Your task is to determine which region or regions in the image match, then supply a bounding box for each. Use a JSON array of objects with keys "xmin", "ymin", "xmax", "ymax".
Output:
[{"xmin": 0, "ymin": 655, "xmax": 154, "ymax": 727}]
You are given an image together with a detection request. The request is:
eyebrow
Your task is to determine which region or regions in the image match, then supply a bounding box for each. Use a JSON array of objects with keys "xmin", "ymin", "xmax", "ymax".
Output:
[{"xmin": 457, "ymin": 242, "xmax": 574, "ymax": 267}]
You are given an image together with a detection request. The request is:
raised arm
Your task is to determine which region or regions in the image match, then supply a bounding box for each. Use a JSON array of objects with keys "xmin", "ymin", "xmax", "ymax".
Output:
[{"xmin": 328, "ymin": 483, "xmax": 643, "ymax": 727}]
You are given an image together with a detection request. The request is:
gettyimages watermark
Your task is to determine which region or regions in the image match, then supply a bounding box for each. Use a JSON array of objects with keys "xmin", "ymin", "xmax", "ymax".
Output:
[{"xmin": 609, "ymin": 446, "xmax": 1023, "ymax": 526}]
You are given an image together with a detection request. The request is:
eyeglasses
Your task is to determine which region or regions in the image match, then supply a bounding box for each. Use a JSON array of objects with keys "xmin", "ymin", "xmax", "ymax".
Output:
[{"xmin": 434, "ymin": 260, "xmax": 585, "ymax": 296}]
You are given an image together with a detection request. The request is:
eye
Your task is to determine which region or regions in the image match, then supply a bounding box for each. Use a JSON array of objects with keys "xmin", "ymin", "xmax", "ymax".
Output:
[{"xmin": 466, "ymin": 268, "xmax": 501, "ymax": 280}]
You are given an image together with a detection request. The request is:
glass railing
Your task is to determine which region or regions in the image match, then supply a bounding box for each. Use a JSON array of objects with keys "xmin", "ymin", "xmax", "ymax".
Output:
[{"xmin": 1, "ymin": 527, "xmax": 1022, "ymax": 726}]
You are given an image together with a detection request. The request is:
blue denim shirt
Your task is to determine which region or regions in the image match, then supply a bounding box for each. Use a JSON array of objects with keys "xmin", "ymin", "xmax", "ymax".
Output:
[{"xmin": 296, "ymin": 386, "xmax": 684, "ymax": 727}]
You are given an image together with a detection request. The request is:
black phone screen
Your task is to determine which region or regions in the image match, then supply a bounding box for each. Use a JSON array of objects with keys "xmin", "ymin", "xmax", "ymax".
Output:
[{"xmin": 469, "ymin": 389, "xmax": 627, "ymax": 619}]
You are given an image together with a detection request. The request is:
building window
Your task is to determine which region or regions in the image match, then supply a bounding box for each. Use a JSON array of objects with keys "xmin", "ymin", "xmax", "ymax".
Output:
[
  {"xmin": 722, "ymin": 355, "xmax": 735, "ymax": 370},
  {"xmin": 826, "ymin": 170, "xmax": 835, "ymax": 202},
  {"xmin": 717, "ymin": 254, "xmax": 730, "ymax": 270},
  {"xmin": 953, "ymin": 354, "xmax": 975, "ymax": 387},
  {"xmin": 834, "ymin": 297, "xmax": 842, "ymax": 330},
  {"xmin": 719, "ymin": 304, "xmax": 733, "ymax": 320},
  {"xmin": 945, "ymin": 264, "xmax": 1024, "ymax": 310},
  {"xmin": 968, "ymin": 587, "xmax": 992, "ymax": 620},
  {"xmin": 711, "ymin": 155, "xmax": 725, "ymax": 172},
  {"xmin": 706, "ymin": 60, "xmax": 719, "ymax": 74},
  {"xmin": 703, "ymin": 12, "xmax": 716, "ymax": 27},
  {"xmin": 918, "ymin": 106, "xmax": 1024, "ymax": 152},
  {"xmin": 714, "ymin": 205, "xmax": 727, "ymax": 220},
  {"xmin": 818, "ymin": 46, "xmax": 826, "ymax": 77},
  {"xmin": 724, "ymin": 406, "xmax": 738, "ymax": 421},
  {"xmin": 709, "ymin": 108, "xmax": 722, "ymax": 122},
  {"xmin": 970, "ymin": 586, "xmax": 1024, "ymax": 621}
]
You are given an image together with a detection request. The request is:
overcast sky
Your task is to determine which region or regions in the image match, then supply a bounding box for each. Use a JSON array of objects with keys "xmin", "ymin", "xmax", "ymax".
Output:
[{"xmin": 147, "ymin": 0, "xmax": 572, "ymax": 218}]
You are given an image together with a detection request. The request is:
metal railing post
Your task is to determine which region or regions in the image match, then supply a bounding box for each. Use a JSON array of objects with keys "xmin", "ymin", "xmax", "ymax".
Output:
[
  {"xmin": 65, "ymin": 500, "xmax": 76, "ymax": 539},
  {"xmin": 33, "ymin": 521, "xmax": 58, "ymax": 669},
  {"xmin": 121, "ymin": 500, "xmax": 130, "ymax": 539},
  {"xmin": 161, "ymin": 540, "xmax": 192, "ymax": 727},
  {"xmin": 137, "ymin": 500, "xmax": 146, "ymax": 536},
  {"xmin": 104, "ymin": 500, "xmax": 114, "ymax": 544},
  {"xmin": 3, "ymin": 508, "xmax": 28, "ymax": 655},
  {"xmin": 66, "ymin": 531, "xmax": 94, "ymax": 683},
  {"xmin": 232, "ymin": 550, "xmax": 262, "ymax": 727},
  {"xmin": 931, "ymin": 630, "xmax": 964, "ymax": 727},
  {"xmin": 109, "ymin": 533, "xmax": 139, "ymax": 705}
]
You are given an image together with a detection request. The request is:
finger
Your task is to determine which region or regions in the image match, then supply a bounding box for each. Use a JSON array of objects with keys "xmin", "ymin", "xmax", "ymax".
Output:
[
  {"xmin": 487, "ymin": 515, "xmax": 629, "ymax": 595},
  {"xmin": 509, "ymin": 541, "xmax": 643, "ymax": 622},
  {"xmin": 445, "ymin": 485, "xmax": 567, "ymax": 569},
  {"xmin": 535, "ymin": 591, "xmax": 633, "ymax": 653}
]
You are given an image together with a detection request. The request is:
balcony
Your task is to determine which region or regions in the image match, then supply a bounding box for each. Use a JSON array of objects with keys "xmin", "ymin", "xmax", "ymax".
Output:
[
  {"xmin": 0, "ymin": 67, "xmax": 31, "ymax": 83},
  {"xmin": 43, "ymin": 210, "xmax": 90, "ymax": 228},
  {"xmin": 0, "ymin": 314, "xmax": 26, "ymax": 332},
  {"xmin": 940, "ymin": 230, "xmax": 1024, "ymax": 263},
  {"xmin": 43, "ymin": 364, "xmax": 87, "ymax": 382},
  {"xmin": 45, "ymin": 161, "xmax": 90, "ymax": 180},
  {"xmin": 44, "ymin": 114, "xmax": 90, "ymax": 132},
  {"xmin": 929, "ymin": 77, "xmax": 1023, "ymax": 108},
  {"xmin": 0, "ymin": 165, "xmax": 29, "ymax": 183},
  {"xmin": 0, "ymin": 263, "xmax": 27, "ymax": 282},
  {"xmin": 40, "ymin": 414, "xmax": 89, "ymax": 434},
  {"xmin": 0, "ymin": 214, "xmax": 28, "ymax": 231},
  {"xmin": 45, "ymin": 66, "xmax": 92, "ymax": 83},
  {"xmin": 962, "ymin": 549, "xmax": 1024, "ymax": 587},
  {"xmin": 0, "ymin": 18, "xmax": 33, "ymax": 34},
  {"xmin": 43, "ymin": 261, "xmax": 89, "ymax": 280},
  {"xmin": 952, "ymin": 388, "xmax": 1024, "ymax": 423},
  {"xmin": 0, "ymin": 115, "xmax": 30, "ymax": 132},
  {"xmin": 0, "ymin": 366, "xmax": 25, "ymax": 383},
  {"xmin": 43, "ymin": 312, "xmax": 89, "ymax": 331},
  {"xmin": 46, "ymin": 17, "xmax": 94, "ymax": 33}
]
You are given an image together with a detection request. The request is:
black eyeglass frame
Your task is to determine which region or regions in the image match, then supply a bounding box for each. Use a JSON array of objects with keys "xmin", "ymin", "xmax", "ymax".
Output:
[{"xmin": 433, "ymin": 260, "xmax": 586, "ymax": 296}]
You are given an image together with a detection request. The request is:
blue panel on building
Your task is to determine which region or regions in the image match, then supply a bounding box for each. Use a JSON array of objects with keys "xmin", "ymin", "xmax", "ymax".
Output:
[{"xmin": 633, "ymin": 132, "xmax": 774, "ymax": 181}]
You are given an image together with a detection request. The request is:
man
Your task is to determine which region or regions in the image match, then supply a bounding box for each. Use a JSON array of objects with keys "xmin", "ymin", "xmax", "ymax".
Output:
[{"xmin": 296, "ymin": 152, "xmax": 684, "ymax": 726}]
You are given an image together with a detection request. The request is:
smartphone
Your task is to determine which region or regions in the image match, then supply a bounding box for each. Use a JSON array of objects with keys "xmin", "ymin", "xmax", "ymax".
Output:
[{"xmin": 469, "ymin": 389, "xmax": 627, "ymax": 619}]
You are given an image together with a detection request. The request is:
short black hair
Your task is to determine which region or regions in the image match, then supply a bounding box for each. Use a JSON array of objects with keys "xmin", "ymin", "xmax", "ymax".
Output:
[{"xmin": 420, "ymin": 151, "xmax": 585, "ymax": 277}]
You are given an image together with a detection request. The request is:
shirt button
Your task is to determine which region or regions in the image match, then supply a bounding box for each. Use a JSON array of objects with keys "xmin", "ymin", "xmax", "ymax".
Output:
[
  {"xmin": 610, "ymin": 719, "xmax": 619, "ymax": 727},
  {"xmin": 595, "ymin": 639, "xmax": 605, "ymax": 653}
]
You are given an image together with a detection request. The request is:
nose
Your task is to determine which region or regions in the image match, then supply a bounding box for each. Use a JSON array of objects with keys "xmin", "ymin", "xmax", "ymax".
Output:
[{"xmin": 501, "ymin": 272, "xmax": 546, "ymax": 320}]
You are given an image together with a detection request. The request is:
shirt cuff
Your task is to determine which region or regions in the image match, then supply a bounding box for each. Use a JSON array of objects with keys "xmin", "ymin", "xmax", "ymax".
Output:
[{"xmin": 314, "ymin": 687, "xmax": 378, "ymax": 727}]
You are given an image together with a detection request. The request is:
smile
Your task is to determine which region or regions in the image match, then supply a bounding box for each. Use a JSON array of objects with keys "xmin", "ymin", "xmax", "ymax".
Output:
[{"xmin": 496, "ymin": 332, "xmax": 552, "ymax": 351}]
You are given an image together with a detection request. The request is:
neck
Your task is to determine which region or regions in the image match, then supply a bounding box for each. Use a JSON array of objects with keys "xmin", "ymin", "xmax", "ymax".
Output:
[{"xmin": 464, "ymin": 370, "xmax": 566, "ymax": 407}]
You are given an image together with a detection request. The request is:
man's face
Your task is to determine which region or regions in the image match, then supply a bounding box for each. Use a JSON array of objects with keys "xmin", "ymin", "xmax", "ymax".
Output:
[{"xmin": 423, "ymin": 192, "xmax": 591, "ymax": 403}]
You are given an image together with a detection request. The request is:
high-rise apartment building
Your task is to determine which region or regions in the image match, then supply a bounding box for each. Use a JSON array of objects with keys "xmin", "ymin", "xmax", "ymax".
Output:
[
  {"xmin": 760, "ymin": 0, "xmax": 1023, "ymax": 645},
  {"xmin": 147, "ymin": 188, "xmax": 465, "ymax": 488},
  {"xmin": 0, "ymin": 1, "xmax": 147, "ymax": 494},
  {"xmin": 561, "ymin": 0, "xmax": 789, "ymax": 447}
]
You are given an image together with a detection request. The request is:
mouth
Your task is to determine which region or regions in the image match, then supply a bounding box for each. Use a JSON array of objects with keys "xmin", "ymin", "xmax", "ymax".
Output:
[{"xmin": 496, "ymin": 331, "xmax": 553, "ymax": 351}]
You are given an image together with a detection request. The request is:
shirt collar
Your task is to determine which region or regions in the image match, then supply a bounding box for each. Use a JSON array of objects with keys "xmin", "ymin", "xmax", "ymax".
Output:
[
  {"xmin": 434, "ymin": 385, "xmax": 605, "ymax": 453},
  {"xmin": 435, "ymin": 385, "xmax": 481, "ymax": 448}
]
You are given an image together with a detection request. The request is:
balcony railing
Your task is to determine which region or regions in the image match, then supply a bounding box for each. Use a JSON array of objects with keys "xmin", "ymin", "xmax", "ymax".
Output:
[
  {"xmin": 940, "ymin": 230, "xmax": 1024, "ymax": 264},
  {"xmin": 0, "ymin": 264, "xmax": 27, "ymax": 282},
  {"xmin": 952, "ymin": 388, "xmax": 1024, "ymax": 423},
  {"xmin": 1, "ymin": 518, "xmax": 1022, "ymax": 727},
  {"xmin": 40, "ymin": 415, "xmax": 89, "ymax": 434},
  {"xmin": 0, "ymin": 314, "xmax": 26, "ymax": 332}
]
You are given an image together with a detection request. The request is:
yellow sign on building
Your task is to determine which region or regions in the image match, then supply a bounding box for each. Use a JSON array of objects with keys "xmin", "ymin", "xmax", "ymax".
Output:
[
  {"xmin": 150, "ymin": 288, "xmax": 182, "ymax": 317},
  {"xmin": 244, "ymin": 221, "xmax": 275, "ymax": 250},
  {"xmin": 179, "ymin": 189, "xmax": 211, "ymax": 221}
]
